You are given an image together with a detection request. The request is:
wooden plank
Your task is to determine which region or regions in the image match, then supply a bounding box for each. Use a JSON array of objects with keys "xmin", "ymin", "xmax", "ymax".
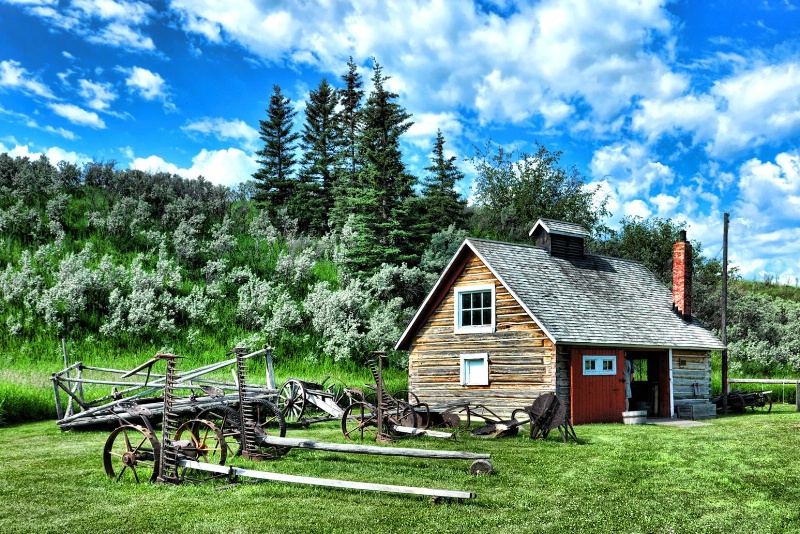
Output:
[
  {"xmin": 257, "ymin": 435, "xmax": 487, "ymax": 459},
  {"xmin": 178, "ymin": 460, "xmax": 476, "ymax": 500}
]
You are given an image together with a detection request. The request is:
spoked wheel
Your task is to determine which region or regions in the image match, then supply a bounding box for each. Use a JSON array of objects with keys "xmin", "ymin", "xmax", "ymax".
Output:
[
  {"xmin": 395, "ymin": 391, "xmax": 429, "ymax": 430},
  {"xmin": 248, "ymin": 398, "xmax": 288, "ymax": 459},
  {"xmin": 385, "ymin": 401, "xmax": 418, "ymax": 436},
  {"xmin": 103, "ymin": 424, "xmax": 160, "ymax": 483},
  {"xmin": 342, "ymin": 402, "xmax": 379, "ymax": 441},
  {"xmin": 174, "ymin": 419, "xmax": 227, "ymax": 465},
  {"xmin": 729, "ymin": 392, "xmax": 746, "ymax": 413},
  {"xmin": 754, "ymin": 393, "xmax": 772, "ymax": 413},
  {"xmin": 196, "ymin": 406, "xmax": 243, "ymax": 457},
  {"xmin": 278, "ymin": 379, "xmax": 306, "ymax": 423},
  {"xmin": 323, "ymin": 378, "xmax": 351, "ymax": 409}
]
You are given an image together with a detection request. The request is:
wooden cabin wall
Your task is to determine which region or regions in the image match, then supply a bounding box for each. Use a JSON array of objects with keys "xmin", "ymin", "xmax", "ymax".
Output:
[
  {"xmin": 407, "ymin": 254, "xmax": 556, "ymax": 418},
  {"xmin": 672, "ymin": 350, "xmax": 711, "ymax": 403},
  {"xmin": 555, "ymin": 345, "xmax": 571, "ymax": 415}
]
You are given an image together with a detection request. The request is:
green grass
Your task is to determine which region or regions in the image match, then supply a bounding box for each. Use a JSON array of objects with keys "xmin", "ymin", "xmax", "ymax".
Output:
[{"xmin": 0, "ymin": 406, "xmax": 798, "ymax": 533}]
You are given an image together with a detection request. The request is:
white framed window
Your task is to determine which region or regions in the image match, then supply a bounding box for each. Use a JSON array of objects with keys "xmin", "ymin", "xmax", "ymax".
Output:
[
  {"xmin": 583, "ymin": 355, "xmax": 616, "ymax": 376},
  {"xmin": 460, "ymin": 353, "xmax": 489, "ymax": 386},
  {"xmin": 454, "ymin": 284, "xmax": 495, "ymax": 334}
]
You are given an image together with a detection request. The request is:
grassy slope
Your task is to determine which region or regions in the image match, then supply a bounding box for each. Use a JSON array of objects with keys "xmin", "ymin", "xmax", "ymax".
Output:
[{"xmin": 0, "ymin": 405, "xmax": 798, "ymax": 533}]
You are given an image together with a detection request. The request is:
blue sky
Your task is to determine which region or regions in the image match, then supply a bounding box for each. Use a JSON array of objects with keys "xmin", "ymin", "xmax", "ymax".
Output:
[{"xmin": 1, "ymin": 0, "xmax": 799, "ymax": 283}]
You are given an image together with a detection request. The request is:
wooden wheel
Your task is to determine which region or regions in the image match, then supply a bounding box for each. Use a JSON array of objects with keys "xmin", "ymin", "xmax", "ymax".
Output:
[
  {"xmin": 341, "ymin": 402, "xmax": 379, "ymax": 441},
  {"xmin": 174, "ymin": 419, "xmax": 227, "ymax": 466},
  {"xmin": 196, "ymin": 406, "xmax": 243, "ymax": 457},
  {"xmin": 729, "ymin": 392, "xmax": 746, "ymax": 413},
  {"xmin": 754, "ymin": 393, "xmax": 772, "ymax": 412},
  {"xmin": 278, "ymin": 379, "xmax": 306, "ymax": 422},
  {"xmin": 250, "ymin": 398, "xmax": 288, "ymax": 459},
  {"xmin": 103, "ymin": 424, "xmax": 160, "ymax": 483},
  {"xmin": 323, "ymin": 378, "xmax": 351, "ymax": 408}
]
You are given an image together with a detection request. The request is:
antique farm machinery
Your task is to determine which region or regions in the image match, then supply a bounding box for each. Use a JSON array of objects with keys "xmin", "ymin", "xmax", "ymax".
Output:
[
  {"xmin": 51, "ymin": 346, "xmax": 280, "ymax": 431},
  {"xmin": 102, "ymin": 351, "xmax": 486, "ymax": 500}
]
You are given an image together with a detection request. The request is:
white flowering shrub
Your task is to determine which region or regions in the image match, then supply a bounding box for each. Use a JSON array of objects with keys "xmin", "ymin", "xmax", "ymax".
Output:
[
  {"xmin": 37, "ymin": 243, "xmax": 102, "ymax": 335},
  {"xmin": 275, "ymin": 248, "xmax": 316, "ymax": 289},
  {"xmin": 0, "ymin": 250, "xmax": 43, "ymax": 332},
  {"xmin": 100, "ymin": 248, "xmax": 182, "ymax": 338},
  {"xmin": 178, "ymin": 285, "xmax": 217, "ymax": 326},
  {"xmin": 0, "ymin": 200, "xmax": 43, "ymax": 243},
  {"xmin": 262, "ymin": 289, "xmax": 302, "ymax": 340},
  {"xmin": 366, "ymin": 263, "xmax": 437, "ymax": 307},
  {"xmin": 202, "ymin": 258, "xmax": 229, "ymax": 285},
  {"xmin": 303, "ymin": 281, "xmax": 371, "ymax": 362},
  {"xmin": 173, "ymin": 214, "xmax": 205, "ymax": 266},
  {"xmin": 207, "ymin": 215, "xmax": 236, "ymax": 258},
  {"xmin": 236, "ymin": 275, "xmax": 276, "ymax": 330}
]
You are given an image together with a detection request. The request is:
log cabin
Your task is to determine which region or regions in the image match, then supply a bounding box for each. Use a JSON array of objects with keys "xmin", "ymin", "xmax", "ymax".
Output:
[{"xmin": 395, "ymin": 219, "xmax": 725, "ymax": 424}]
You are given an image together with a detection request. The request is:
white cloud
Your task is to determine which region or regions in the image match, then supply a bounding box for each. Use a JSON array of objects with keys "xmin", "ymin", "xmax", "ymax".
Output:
[
  {"xmin": 622, "ymin": 199, "xmax": 651, "ymax": 218},
  {"xmin": 48, "ymin": 103, "xmax": 106, "ymax": 128},
  {"xmin": 406, "ymin": 112, "xmax": 463, "ymax": 149},
  {"xmin": 71, "ymin": 0, "xmax": 154, "ymax": 24},
  {"xmin": 182, "ymin": 117, "xmax": 259, "ymax": 151},
  {"xmin": 119, "ymin": 66, "xmax": 174, "ymax": 109},
  {"xmin": 170, "ymin": 0, "xmax": 678, "ymax": 131},
  {"xmin": 78, "ymin": 78, "xmax": 117, "ymax": 111},
  {"xmin": 130, "ymin": 147, "xmax": 257, "ymax": 187},
  {"xmin": 88, "ymin": 21, "xmax": 156, "ymax": 50},
  {"xmin": 589, "ymin": 142, "xmax": 675, "ymax": 199},
  {"xmin": 633, "ymin": 61, "xmax": 800, "ymax": 159},
  {"xmin": 0, "ymin": 140, "xmax": 90, "ymax": 166},
  {"xmin": 0, "ymin": 59, "xmax": 56, "ymax": 99}
]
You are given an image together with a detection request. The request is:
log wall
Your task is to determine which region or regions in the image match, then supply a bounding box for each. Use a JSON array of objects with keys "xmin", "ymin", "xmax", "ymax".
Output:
[
  {"xmin": 672, "ymin": 350, "xmax": 711, "ymax": 403},
  {"xmin": 408, "ymin": 254, "xmax": 556, "ymax": 418}
]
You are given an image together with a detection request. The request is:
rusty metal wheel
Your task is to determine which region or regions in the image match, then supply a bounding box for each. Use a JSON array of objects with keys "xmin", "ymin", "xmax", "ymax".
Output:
[
  {"xmin": 386, "ymin": 400, "xmax": 418, "ymax": 435},
  {"xmin": 249, "ymin": 398, "xmax": 288, "ymax": 459},
  {"xmin": 103, "ymin": 424, "xmax": 160, "ymax": 483},
  {"xmin": 174, "ymin": 419, "xmax": 227, "ymax": 466},
  {"xmin": 278, "ymin": 379, "xmax": 306, "ymax": 423},
  {"xmin": 341, "ymin": 402, "xmax": 379, "ymax": 440},
  {"xmin": 196, "ymin": 406, "xmax": 243, "ymax": 457}
]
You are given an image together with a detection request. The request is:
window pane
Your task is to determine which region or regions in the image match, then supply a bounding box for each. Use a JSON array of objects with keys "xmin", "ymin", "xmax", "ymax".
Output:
[
  {"xmin": 483, "ymin": 291, "xmax": 492, "ymax": 308},
  {"xmin": 472, "ymin": 292, "xmax": 482, "ymax": 308},
  {"xmin": 461, "ymin": 310, "xmax": 471, "ymax": 327},
  {"xmin": 472, "ymin": 310, "xmax": 482, "ymax": 325},
  {"xmin": 461, "ymin": 293, "xmax": 471, "ymax": 310},
  {"xmin": 482, "ymin": 308, "xmax": 491, "ymax": 325}
]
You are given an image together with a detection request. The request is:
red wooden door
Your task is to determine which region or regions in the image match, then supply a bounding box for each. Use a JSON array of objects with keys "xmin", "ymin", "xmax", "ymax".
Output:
[{"xmin": 570, "ymin": 348, "xmax": 626, "ymax": 424}]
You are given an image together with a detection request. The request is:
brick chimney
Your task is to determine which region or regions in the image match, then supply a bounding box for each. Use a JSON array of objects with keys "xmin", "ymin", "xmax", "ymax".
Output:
[{"xmin": 672, "ymin": 230, "xmax": 692, "ymax": 320}]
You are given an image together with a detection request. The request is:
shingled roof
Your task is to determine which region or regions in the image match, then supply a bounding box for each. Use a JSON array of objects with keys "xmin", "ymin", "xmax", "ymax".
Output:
[{"xmin": 396, "ymin": 237, "xmax": 725, "ymax": 351}]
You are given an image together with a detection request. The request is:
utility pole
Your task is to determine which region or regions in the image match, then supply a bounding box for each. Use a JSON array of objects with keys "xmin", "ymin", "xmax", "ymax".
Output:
[{"xmin": 721, "ymin": 212, "xmax": 729, "ymax": 415}]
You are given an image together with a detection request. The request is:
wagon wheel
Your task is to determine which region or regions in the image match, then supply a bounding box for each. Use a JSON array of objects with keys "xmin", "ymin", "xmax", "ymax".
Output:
[
  {"xmin": 278, "ymin": 379, "xmax": 306, "ymax": 422},
  {"xmin": 729, "ymin": 392, "xmax": 746, "ymax": 413},
  {"xmin": 323, "ymin": 378, "xmax": 351, "ymax": 408},
  {"xmin": 174, "ymin": 419, "xmax": 227, "ymax": 466},
  {"xmin": 342, "ymin": 402, "xmax": 379, "ymax": 441},
  {"xmin": 196, "ymin": 406, "xmax": 243, "ymax": 457},
  {"xmin": 755, "ymin": 393, "xmax": 772, "ymax": 413},
  {"xmin": 103, "ymin": 424, "xmax": 160, "ymax": 483},
  {"xmin": 385, "ymin": 400, "xmax": 419, "ymax": 437},
  {"xmin": 395, "ymin": 390, "xmax": 429, "ymax": 429},
  {"xmin": 250, "ymin": 398, "xmax": 288, "ymax": 459}
]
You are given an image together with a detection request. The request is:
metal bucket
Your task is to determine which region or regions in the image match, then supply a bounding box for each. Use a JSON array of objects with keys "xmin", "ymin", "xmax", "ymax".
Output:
[{"xmin": 622, "ymin": 410, "xmax": 647, "ymax": 425}]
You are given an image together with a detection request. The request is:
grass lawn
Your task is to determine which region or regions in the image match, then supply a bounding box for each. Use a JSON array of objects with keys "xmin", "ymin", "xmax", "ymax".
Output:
[{"xmin": 1, "ymin": 405, "xmax": 799, "ymax": 533}]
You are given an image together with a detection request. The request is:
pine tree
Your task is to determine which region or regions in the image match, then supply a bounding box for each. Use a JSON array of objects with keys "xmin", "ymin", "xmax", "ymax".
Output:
[
  {"xmin": 253, "ymin": 85, "xmax": 299, "ymax": 218},
  {"xmin": 297, "ymin": 78, "xmax": 339, "ymax": 234},
  {"xmin": 345, "ymin": 59, "xmax": 416, "ymax": 274},
  {"xmin": 329, "ymin": 57, "xmax": 364, "ymax": 231},
  {"xmin": 420, "ymin": 130, "xmax": 467, "ymax": 236}
]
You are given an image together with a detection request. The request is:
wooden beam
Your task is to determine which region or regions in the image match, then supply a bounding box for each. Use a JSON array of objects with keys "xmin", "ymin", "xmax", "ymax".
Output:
[
  {"xmin": 177, "ymin": 460, "xmax": 475, "ymax": 500},
  {"xmin": 257, "ymin": 435, "xmax": 489, "ymax": 460}
]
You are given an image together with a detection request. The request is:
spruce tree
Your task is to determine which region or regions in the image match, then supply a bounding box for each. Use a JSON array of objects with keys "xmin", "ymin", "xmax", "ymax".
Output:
[
  {"xmin": 346, "ymin": 59, "xmax": 416, "ymax": 274},
  {"xmin": 297, "ymin": 78, "xmax": 339, "ymax": 233},
  {"xmin": 420, "ymin": 129, "xmax": 467, "ymax": 236},
  {"xmin": 253, "ymin": 85, "xmax": 299, "ymax": 218},
  {"xmin": 329, "ymin": 57, "xmax": 364, "ymax": 231}
]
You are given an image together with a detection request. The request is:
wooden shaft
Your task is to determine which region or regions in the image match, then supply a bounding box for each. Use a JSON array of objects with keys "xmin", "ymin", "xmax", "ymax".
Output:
[
  {"xmin": 178, "ymin": 460, "xmax": 475, "ymax": 500},
  {"xmin": 257, "ymin": 434, "xmax": 489, "ymax": 460}
]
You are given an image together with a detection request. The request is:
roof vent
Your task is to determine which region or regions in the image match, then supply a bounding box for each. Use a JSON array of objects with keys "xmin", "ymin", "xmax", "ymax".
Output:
[{"xmin": 529, "ymin": 219, "xmax": 589, "ymax": 259}]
